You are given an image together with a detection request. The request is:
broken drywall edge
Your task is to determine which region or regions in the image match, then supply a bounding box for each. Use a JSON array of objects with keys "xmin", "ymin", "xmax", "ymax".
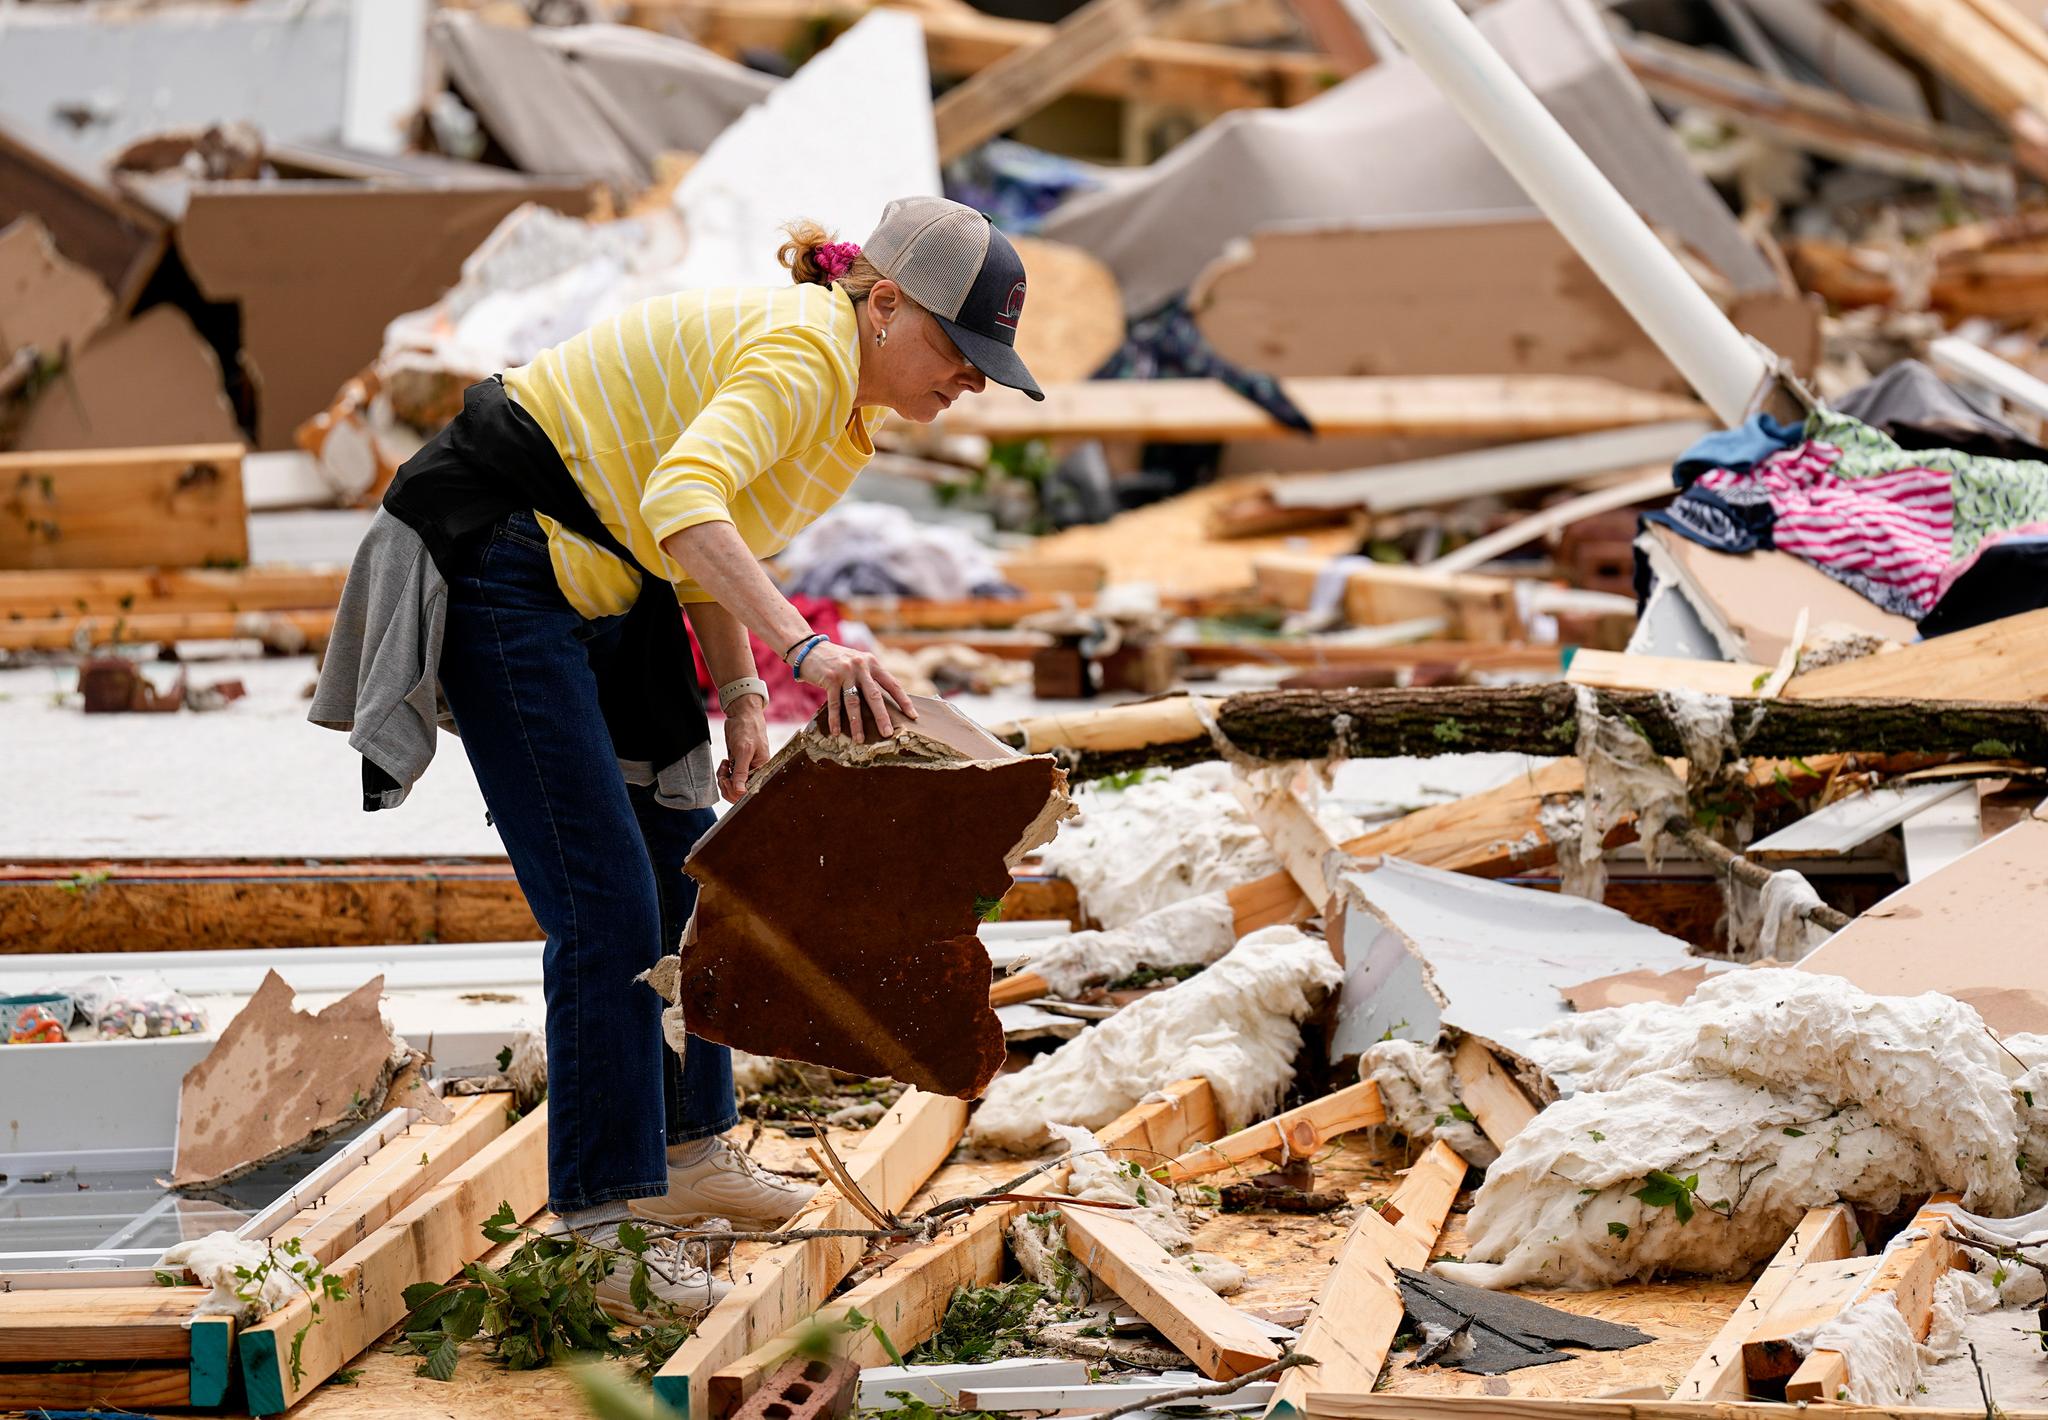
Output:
[
  {"xmin": 1437, "ymin": 969, "xmax": 2048, "ymax": 1291},
  {"xmin": 970, "ymin": 926, "xmax": 1343, "ymax": 1152}
]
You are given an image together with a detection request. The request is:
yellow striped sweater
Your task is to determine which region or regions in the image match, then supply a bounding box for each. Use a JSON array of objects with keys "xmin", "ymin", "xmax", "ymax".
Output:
[{"xmin": 502, "ymin": 281, "xmax": 883, "ymax": 616}]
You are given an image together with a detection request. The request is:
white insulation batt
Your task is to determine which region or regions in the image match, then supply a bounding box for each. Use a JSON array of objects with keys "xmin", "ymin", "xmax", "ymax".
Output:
[
  {"xmin": 1360, "ymin": 1039, "xmax": 1498, "ymax": 1167},
  {"xmin": 1022, "ymin": 892, "xmax": 1237, "ymax": 998},
  {"xmin": 1033, "ymin": 764, "xmax": 1358, "ymax": 928},
  {"xmin": 158, "ymin": 1233, "xmax": 306, "ymax": 1322},
  {"xmin": 1439, "ymin": 969, "xmax": 2048, "ymax": 1290},
  {"xmin": 969, "ymin": 926, "xmax": 1343, "ymax": 1152}
]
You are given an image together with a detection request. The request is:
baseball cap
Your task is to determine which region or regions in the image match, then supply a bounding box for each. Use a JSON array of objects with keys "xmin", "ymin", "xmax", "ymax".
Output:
[{"xmin": 862, "ymin": 196, "xmax": 1044, "ymax": 401}]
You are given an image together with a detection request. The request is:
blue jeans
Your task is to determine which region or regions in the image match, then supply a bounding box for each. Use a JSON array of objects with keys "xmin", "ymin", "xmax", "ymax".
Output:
[{"xmin": 436, "ymin": 510, "xmax": 737, "ymax": 1212}]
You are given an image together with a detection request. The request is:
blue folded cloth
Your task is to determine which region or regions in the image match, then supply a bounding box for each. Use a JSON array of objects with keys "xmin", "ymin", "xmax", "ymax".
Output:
[{"xmin": 1672, "ymin": 412, "xmax": 1804, "ymax": 487}]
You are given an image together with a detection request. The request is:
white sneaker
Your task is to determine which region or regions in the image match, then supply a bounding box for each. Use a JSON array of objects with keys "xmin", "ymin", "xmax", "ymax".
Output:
[
  {"xmin": 628, "ymin": 1138, "xmax": 820, "ymax": 1229},
  {"xmin": 579, "ymin": 1226, "xmax": 733, "ymax": 1327}
]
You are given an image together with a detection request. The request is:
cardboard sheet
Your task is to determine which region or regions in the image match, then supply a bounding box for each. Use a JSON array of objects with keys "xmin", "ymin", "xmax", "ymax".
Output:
[
  {"xmin": 0, "ymin": 214, "xmax": 113, "ymax": 360},
  {"xmin": 12, "ymin": 305, "xmax": 241, "ymax": 451}
]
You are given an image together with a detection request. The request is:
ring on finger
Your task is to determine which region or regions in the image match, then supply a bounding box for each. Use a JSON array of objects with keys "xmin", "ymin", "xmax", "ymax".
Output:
[{"xmin": 843, "ymin": 686, "xmax": 861, "ymax": 698}]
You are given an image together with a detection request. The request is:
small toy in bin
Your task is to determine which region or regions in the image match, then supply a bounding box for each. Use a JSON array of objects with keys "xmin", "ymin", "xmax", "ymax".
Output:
[
  {"xmin": 94, "ymin": 991, "xmax": 206, "ymax": 1040},
  {"xmin": 8, "ymin": 1002, "xmax": 67, "ymax": 1044}
]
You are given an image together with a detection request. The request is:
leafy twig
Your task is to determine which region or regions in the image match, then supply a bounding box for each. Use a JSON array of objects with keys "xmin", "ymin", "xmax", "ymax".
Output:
[{"xmin": 1082, "ymin": 1351, "xmax": 1315, "ymax": 1420}]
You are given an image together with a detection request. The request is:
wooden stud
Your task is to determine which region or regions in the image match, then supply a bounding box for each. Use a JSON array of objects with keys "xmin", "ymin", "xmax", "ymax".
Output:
[
  {"xmin": 1784, "ymin": 1194, "xmax": 1965, "ymax": 1403},
  {"xmin": 0, "ymin": 1286, "xmax": 207, "ymax": 1361},
  {"xmin": 637, "ymin": 0, "xmax": 1334, "ymax": 111},
  {"xmin": 1265, "ymin": 1140, "xmax": 1467, "ymax": 1417},
  {"xmin": 188, "ymin": 1314, "xmax": 237, "ymax": 1408},
  {"xmin": 238, "ymin": 1103, "xmax": 551, "ymax": 1413},
  {"xmin": 704, "ymin": 1080, "xmax": 1222, "ymax": 1417},
  {"xmin": 0, "ymin": 444, "xmax": 247, "ymax": 571},
  {"xmin": 1446, "ymin": 1037, "xmax": 1538, "ymax": 1149},
  {"xmin": 0, "ymin": 607, "xmax": 334, "ymax": 651},
  {"xmin": 0, "ymin": 1365, "xmax": 191, "ymax": 1409},
  {"xmin": 1160, "ymin": 1081, "xmax": 1385, "ymax": 1183},
  {"xmin": 1785, "ymin": 606, "xmax": 2048, "ymax": 701},
  {"xmin": 0, "ymin": 566, "xmax": 346, "ymax": 617},
  {"xmin": 652, "ymin": 1090, "xmax": 968, "ymax": 1418},
  {"xmin": 1674, "ymin": 1204, "xmax": 1862, "ymax": 1401},
  {"xmin": 1742, "ymin": 1254, "xmax": 1882, "ymax": 1384},
  {"xmin": 1058, "ymin": 1201, "xmax": 1283, "ymax": 1379},
  {"xmin": 1251, "ymin": 555, "xmax": 1524, "ymax": 642},
  {"xmin": 934, "ymin": 0, "xmax": 1183, "ymax": 162},
  {"xmin": 1233, "ymin": 774, "xmax": 1349, "ymax": 915},
  {"xmin": 1567, "ymin": 650, "xmax": 1776, "ymax": 697}
]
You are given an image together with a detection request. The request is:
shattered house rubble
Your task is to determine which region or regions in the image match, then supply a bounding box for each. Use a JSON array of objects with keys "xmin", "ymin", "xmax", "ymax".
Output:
[{"xmin": 14, "ymin": 0, "xmax": 2048, "ymax": 1413}]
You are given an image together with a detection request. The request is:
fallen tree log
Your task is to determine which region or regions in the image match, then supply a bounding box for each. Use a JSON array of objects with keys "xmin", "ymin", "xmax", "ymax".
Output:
[{"xmin": 992, "ymin": 686, "xmax": 2048, "ymax": 781}]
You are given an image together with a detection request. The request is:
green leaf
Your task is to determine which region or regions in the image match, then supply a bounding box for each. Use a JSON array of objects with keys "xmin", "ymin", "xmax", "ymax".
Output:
[
  {"xmin": 480, "ymin": 1200, "xmax": 521, "ymax": 1244},
  {"xmin": 1782, "ymin": 1127, "xmax": 1807, "ymax": 1137},
  {"xmin": 629, "ymin": 1260, "xmax": 655, "ymax": 1314},
  {"xmin": 403, "ymin": 1283, "xmax": 462, "ymax": 1330},
  {"xmin": 497, "ymin": 1045, "xmax": 515, "ymax": 1072},
  {"xmin": 1630, "ymin": 1169, "xmax": 1698, "ymax": 1225},
  {"xmin": 1448, "ymin": 1103, "xmax": 1476, "ymax": 1124},
  {"xmin": 445, "ymin": 1291, "xmax": 487, "ymax": 1342},
  {"xmin": 616, "ymin": 1221, "xmax": 650, "ymax": 1257},
  {"xmin": 1588, "ymin": 1130, "xmax": 1605, "ymax": 1142},
  {"xmin": 1607, "ymin": 1222, "xmax": 1630, "ymax": 1239},
  {"xmin": 420, "ymin": 1334, "xmax": 462, "ymax": 1382}
]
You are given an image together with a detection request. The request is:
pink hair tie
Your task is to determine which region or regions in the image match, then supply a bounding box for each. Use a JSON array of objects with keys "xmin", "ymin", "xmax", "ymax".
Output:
[{"xmin": 815, "ymin": 241, "xmax": 861, "ymax": 281}]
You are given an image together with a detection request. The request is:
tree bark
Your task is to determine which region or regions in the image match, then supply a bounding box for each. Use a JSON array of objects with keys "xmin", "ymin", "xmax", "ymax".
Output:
[{"xmin": 1006, "ymin": 685, "xmax": 2048, "ymax": 781}]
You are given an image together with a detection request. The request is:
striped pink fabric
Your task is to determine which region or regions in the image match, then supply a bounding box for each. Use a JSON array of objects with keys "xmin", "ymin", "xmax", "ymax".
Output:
[{"xmin": 1696, "ymin": 440, "xmax": 1953, "ymax": 614}]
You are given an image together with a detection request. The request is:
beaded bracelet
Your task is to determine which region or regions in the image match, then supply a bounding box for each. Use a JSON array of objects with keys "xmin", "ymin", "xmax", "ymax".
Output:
[
  {"xmin": 783, "ymin": 631, "xmax": 826, "ymax": 666},
  {"xmin": 789, "ymin": 634, "xmax": 831, "ymax": 682}
]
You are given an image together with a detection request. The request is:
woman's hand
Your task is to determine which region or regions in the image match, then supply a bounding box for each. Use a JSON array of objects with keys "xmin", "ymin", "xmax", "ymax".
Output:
[
  {"xmin": 798, "ymin": 642, "xmax": 917, "ymax": 743},
  {"xmin": 717, "ymin": 698, "xmax": 774, "ymax": 803}
]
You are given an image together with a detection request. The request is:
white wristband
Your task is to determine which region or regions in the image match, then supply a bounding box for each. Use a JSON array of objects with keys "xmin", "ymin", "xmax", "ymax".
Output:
[{"xmin": 718, "ymin": 676, "xmax": 769, "ymax": 711}]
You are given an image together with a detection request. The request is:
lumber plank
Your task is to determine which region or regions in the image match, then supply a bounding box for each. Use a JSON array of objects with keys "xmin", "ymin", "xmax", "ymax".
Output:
[
  {"xmin": 1675, "ymin": 1203, "xmax": 1861, "ymax": 1402},
  {"xmin": 839, "ymin": 593, "xmax": 1069, "ymax": 632},
  {"xmin": 1058, "ymin": 1201, "xmax": 1282, "ymax": 1379},
  {"xmin": 1566, "ymin": 650, "xmax": 1773, "ymax": 697},
  {"xmin": 652, "ymin": 1090, "xmax": 968, "ymax": 1419},
  {"xmin": 930, "ymin": 377, "xmax": 1705, "ymax": 444},
  {"xmin": 1264, "ymin": 1140, "xmax": 1466, "ymax": 1417},
  {"xmin": 1784, "ymin": 606, "xmax": 2048, "ymax": 701},
  {"xmin": 1160, "ymin": 1081, "xmax": 1384, "ymax": 1182},
  {"xmin": 1251, "ymin": 555, "xmax": 1523, "ymax": 640},
  {"xmin": 705, "ymin": 1080, "xmax": 1222, "ymax": 1416},
  {"xmin": 1838, "ymin": 0, "xmax": 2048, "ymax": 175},
  {"xmin": 188, "ymin": 1314, "xmax": 236, "ymax": 1408},
  {"xmin": 0, "ymin": 444, "xmax": 247, "ymax": 571},
  {"xmin": 0, "ymin": 566, "xmax": 346, "ymax": 617},
  {"xmin": 1446, "ymin": 1037, "xmax": 1537, "ymax": 1149},
  {"xmin": 237, "ymin": 1104, "xmax": 551, "ymax": 1413},
  {"xmin": 0, "ymin": 1364, "xmax": 191, "ymax": 1408},
  {"xmin": 0, "ymin": 1286, "xmax": 206, "ymax": 1361},
  {"xmin": 0, "ymin": 608, "xmax": 334, "ymax": 651},
  {"xmin": 1784, "ymin": 1194, "xmax": 1964, "ymax": 1403},
  {"xmin": 1233, "ymin": 774, "xmax": 1349, "ymax": 914},
  {"xmin": 286, "ymin": 1092, "xmax": 515, "ymax": 1266},
  {"xmin": 1425, "ymin": 471, "xmax": 1671, "ymax": 576},
  {"xmin": 996, "ymin": 558, "xmax": 1104, "ymax": 595},
  {"xmin": 0, "ymin": 860, "xmax": 537, "ymax": 953},
  {"xmin": 639, "ymin": 0, "xmax": 1333, "ymax": 110},
  {"xmin": 1741, "ymin": 1254, "xmax": 1882, "ymax": 1384},
  {"xmin": 933, "ymin": 0, "xmax": 1181, "ymax": 162}
]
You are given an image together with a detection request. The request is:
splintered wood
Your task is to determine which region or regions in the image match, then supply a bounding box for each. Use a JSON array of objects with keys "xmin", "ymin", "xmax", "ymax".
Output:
[{"xmin": 660, "ymin": 696, "xmax": 1071, "ymax": 1098}]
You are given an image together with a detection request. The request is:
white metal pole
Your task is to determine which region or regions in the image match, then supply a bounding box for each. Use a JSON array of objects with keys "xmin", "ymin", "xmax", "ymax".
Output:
[{"xmin": 1348, "ymin": 0, "xmax": 1772, "ymax": 426}]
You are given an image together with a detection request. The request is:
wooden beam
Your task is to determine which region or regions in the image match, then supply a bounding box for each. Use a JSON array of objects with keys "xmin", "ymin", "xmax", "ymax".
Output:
[
  {"xmin": 1836, "ymin": 0, "xmax": 2048, "ymax": 178},
  {"xmin": 934, "ymin": 0, "xmax": 1182, "ymax": 162},
  {"xmin": 1742, "ymin": 1254, "xmax": 1882, "ymax": 1385},
  {"xmin": 1160, "ymin": 1080, "xmax": 1385, "ymax": 1182},
  {"xmin": 996, "ymin": 558, "xmax": 1104, "ymax": 595},
  {"xmin": 0, "ymin": 859, "xmax": 537, "ymax": 952},
  {"xmin": 238, "ymin": 1103, "xmax": 551, "ymax": 1413},
  {"xmin": 1786, "ymin": 606, "xmax": 2048, "ymax": 701},
  {"xmin": 1251, "ymin": 556, "xmax": 1524, "ymax": 641},
  {"xmin": 636, "ymin": 0, "xmax": 1334, "ymax": 111},
  {"xmin": 932, "ymin": 377, "xmax": 1705, "ymax": 444},
  {"xmin": 1784, "ymin": 1194, "xmax": 1965, "ymax": 1403},
  {"xmin": 705, "ymin": 1079, "xmax": 1223, "ymax": 1417},
  {"xmin": 1264, "ymin": 1140, "xmax": 1466, "ymax": 1417},
  {"xmin": 0, "ymin": 566, "xmax": 346, "ymax": 617},
  {"xmin": 1233, "ymin": 773, "xmax": 1349, "ymax": 914},
  {"xmin": 1566, "ymin": 650, "xmax": 1773, "ymax": 697},
  {"xmin": 0, "ymin": 1365, "xmax": 190, "ymax": 1409},
  {"xmin": 652, "ymin": 1090, "xmax": 968, "ymax": 1418},
  {"xmin": 1446, "ymin": 1036, "xmax": 1537, "ymax": 1149},
  {"xmin": 0, "ymin": 444, "xmax": 247, "ymax": 571},
  {"xmin": 1674, "ymin": 1204, "xmax": 1862, "ymax": 1402},
  {"xmin": 1425, "ymin": 471, "xmax": 1671, "ymax": 577},
  {"xmin": 0, "ymin": 1286, "xmax": 206, "ymax": 1362},
  {"xmin": 1059, "ymin": 1201, "xmax": 1283, "ymax": 1379},
  {"xmin": 0, "ymin": 608, "xmax": 334, "ymax": 652}
]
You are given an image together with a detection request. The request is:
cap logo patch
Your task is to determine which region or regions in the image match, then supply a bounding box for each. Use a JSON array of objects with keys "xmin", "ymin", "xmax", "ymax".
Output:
[{"xmin": 994, "ymin": 280, "xmax": 1026, "ymax": 331}]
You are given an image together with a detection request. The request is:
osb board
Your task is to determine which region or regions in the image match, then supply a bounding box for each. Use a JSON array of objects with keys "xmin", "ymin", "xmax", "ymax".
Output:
[
  {"xmin": 1014, "ymin": 475, "xmax": 1358, "ymax": 596},
  {"xmin": 1013, "ymin": 236, "xmax": 1125, "ymax": 385}
]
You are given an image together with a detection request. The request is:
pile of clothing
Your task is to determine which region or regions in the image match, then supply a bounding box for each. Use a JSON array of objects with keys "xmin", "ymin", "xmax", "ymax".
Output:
[{"xmin": 1647, "ymin": 361, "xmax": 2048, "ymax": 632}]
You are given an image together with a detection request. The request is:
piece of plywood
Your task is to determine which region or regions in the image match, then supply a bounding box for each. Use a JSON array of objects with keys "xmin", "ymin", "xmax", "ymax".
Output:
[
  {"xmin": 0, "ymin": 212, "xmax": 113, "ymax": 359},
  {"xmin": 1060, "ymin": 1202, "xmax": 1283, "ymax": 1379},
  {"xmin": 934, "ymin": 376, "xmax": 1704, "ymax": 444},
  {"xmin": 1565, "ymin": 650, "xmax": 1773, "ymax": 697},
  {"xmin": 0, "ymin": 442, "xmax": 246, "ymax": 572},
  {"xmin": 653, "ymin": 1090, "xmax": 967, "ymax": 1418},
  {"xmin": 1800, "ymin": 811, "xmax": 2048, "ymax": 1035},
  {"xmin": 933, "ymin": 0, "xmax": 1180, "ymax": 161},
  {"xmin": 1675, "ymin": 1203, "xmax": 1861, "ymax": 1402},
  {"xmin": 1162, "ymin": 1081, "xmax": 1386, "ymax": 1183},
  {"xmin": 1785, "ymin": 605, "xmax": 2048, "ymax": 702},
  {"xmin": 705, "ymin": 1079, "xmax": 1222, "ymax": 1414},
  {"xmin": 1559, "ymin": 964, "xmax": 1712, "ymax": 1013},
  {"xmin": 1011, "ymin": 237, "xmax": 1125, "ymax": 387},
  {"xmin": 663, "ymin": 696, "xmax": 1069, "ymax": 1098},
  {"xmin": 171, "ymin": 970, "xmax": 407, "ymax": 1189},
  {"xmin": 1264, "ymin": 1140, "xmax": 1466, "ymax": 1417},
  {"xmin": 238, "ymin": 1104, "xmax": 551, "ymax": 1414},
  {"xmin": 1191, "ymin": 217, "xmax": 1819, "ymax": 396},
  {"xmin": 1448, "ymin": 1036, "xmax": 1538, "ymax": 1148}
]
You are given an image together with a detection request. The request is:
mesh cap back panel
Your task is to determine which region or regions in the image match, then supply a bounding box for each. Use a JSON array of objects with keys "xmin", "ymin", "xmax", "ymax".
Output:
[{"xmin": 864, "ymin": 196, "xmax": 990, "ymax": 320}]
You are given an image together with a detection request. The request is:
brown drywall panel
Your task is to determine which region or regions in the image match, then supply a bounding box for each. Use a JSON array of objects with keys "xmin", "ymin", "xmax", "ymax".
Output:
[
  {"xmin": 0, "ymin": 214, "xmax": 113, "ymax": 360},
  {"xmin": 175, "ymin": 180, "xmax": 596, "ymax": 449},
  {"xmin": 13, "ymin": 305, "xmax": 240, "ymax": 452},
  {"xmin": 0, "ymin": 119, "xmax": 167, "ymax": 312}
]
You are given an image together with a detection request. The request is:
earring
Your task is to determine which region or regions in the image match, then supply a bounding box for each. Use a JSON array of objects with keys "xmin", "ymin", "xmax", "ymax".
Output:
[{"xmin": 875, "ymin": 328, "xmax": 887, "ymax": 347}]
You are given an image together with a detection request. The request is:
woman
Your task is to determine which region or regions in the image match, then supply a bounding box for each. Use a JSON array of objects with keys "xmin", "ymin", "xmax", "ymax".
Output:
[{"xmin": 314, "ymin": 196, "xmax": 1042, "ymax": 1318}]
